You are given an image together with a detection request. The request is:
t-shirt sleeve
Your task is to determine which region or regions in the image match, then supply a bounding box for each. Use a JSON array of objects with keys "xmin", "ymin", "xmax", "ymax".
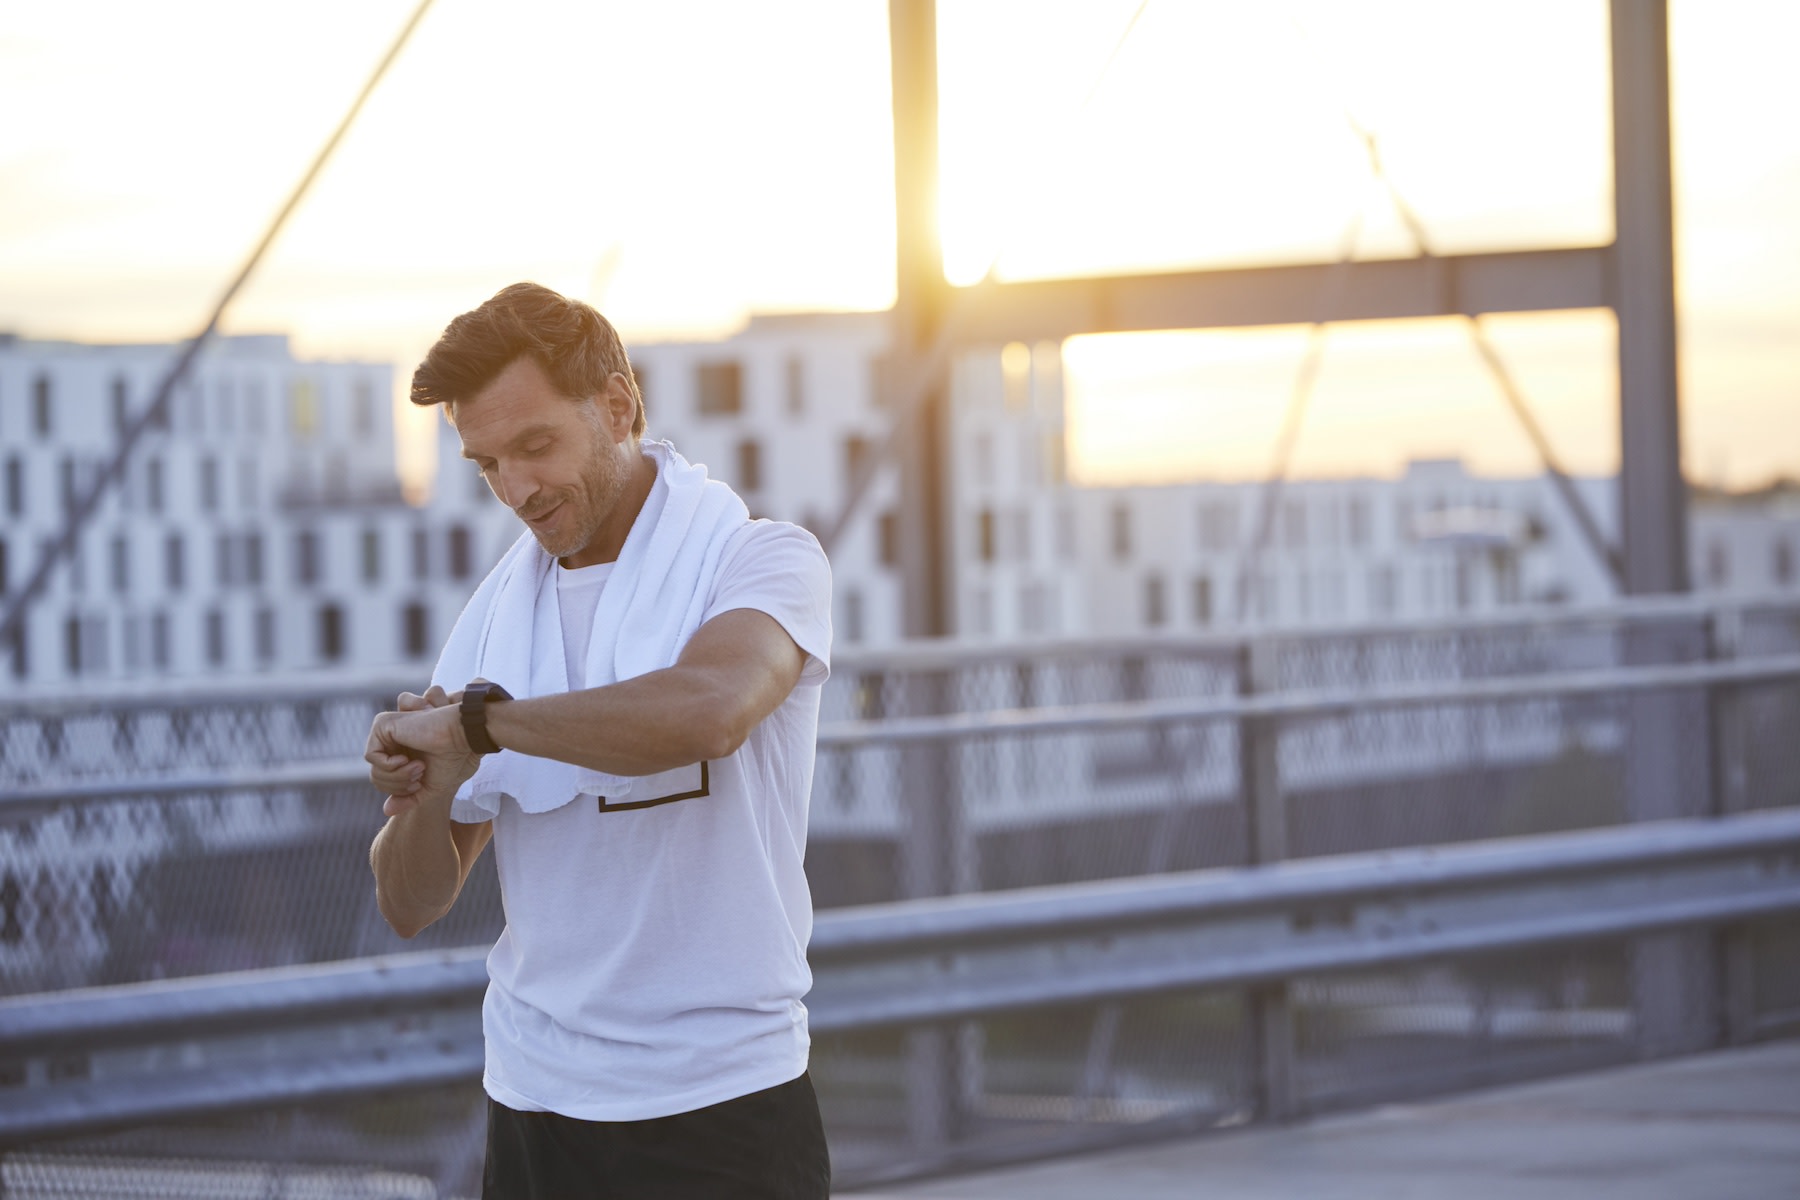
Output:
[{"xmin": 704, "ymin": 520, "xmax": 834, "ymax": 685}]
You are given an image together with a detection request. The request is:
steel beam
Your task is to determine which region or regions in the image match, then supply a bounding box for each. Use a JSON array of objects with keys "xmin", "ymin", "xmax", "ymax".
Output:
[
  {"xmin": 1611, "ymin": 0, "xmax": 1686, "ymax": 596},
  {"xmin": 939, "ymin": 246, "xmax": 1614, "ymax": 346}
]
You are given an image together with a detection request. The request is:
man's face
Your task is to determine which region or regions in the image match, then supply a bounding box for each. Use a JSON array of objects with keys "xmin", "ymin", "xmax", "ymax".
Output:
[{"xmin": 452, "ymin": 356, "xmax": 634, "ymax": 565}]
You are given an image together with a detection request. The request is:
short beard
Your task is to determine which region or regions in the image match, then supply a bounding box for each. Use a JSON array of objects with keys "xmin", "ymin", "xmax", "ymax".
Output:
[{"xmin": 530, "ymin": 418, "xmax": 633, "ymax": 560}]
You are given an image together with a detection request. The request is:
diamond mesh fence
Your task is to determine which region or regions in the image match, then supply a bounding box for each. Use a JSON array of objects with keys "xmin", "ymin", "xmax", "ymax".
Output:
[{"xmin": 3, "ymin": 603, "xmax": 1798, "ymax": 1192}]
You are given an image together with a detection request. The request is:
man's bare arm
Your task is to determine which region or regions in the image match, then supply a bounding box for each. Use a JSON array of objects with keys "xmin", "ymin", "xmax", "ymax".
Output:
[
  {"xmin": 376, "ymin": 608, "xmax": 808, "ymax": 790},
  {"xmin": 370, "ymin": 795, "xmax": 492, "ymax": 938},
  {"xmin": 366, "ymin": 688, "xmax": 490, "ymax": 938}
]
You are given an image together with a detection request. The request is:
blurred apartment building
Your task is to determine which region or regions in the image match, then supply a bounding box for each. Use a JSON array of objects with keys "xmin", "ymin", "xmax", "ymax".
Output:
[
  {"xmin": 0, "ymin": 333, "xmax": 484, "ymax": 695},
  {"xmin": 4, "ymin": 321, "xmax": 1798, "ymax": 694}
]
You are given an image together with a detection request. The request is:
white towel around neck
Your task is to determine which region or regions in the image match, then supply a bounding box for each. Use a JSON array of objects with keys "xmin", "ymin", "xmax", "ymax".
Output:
[{"xmin": 431, "ymin": 440, "xmax": 749, "ymax": 820}]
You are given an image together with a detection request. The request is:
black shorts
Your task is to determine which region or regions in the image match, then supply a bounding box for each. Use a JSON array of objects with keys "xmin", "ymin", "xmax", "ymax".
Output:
[{"xmin": 481, "ymin": 1071, "xmax": 830, "ymax": 1200}]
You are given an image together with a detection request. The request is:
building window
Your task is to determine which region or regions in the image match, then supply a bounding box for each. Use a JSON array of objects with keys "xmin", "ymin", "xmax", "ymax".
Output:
[
  {"xmin": 290, "ymin": 378, "xmax": 318, "ymax": 436},
  {"xmin": 843, "ymin": 589, "xmax": 864, "ymax": 645},
  {"xmin": 0, "ymin": 538, "xmax": 7, "ymax": 595},
  {"xmin": 205, "ymin": 609, "xmax": 226, "ymax": 666},
  {"xmin": 632, "ymin": 364, "xmax": 650, "ymax": 414},
  {"xmin": 1707, "ymin": 539, "xmax": 1729, "ymax": 588},
  {"xmin": 318, "ymin": 603, "xmax": 345, "ymax": 662},
  {"xmin": 403, "ymin": 602, "xmax": 430, "ymax": 658},
  {"xmin": 785, "ymin": 355, "xmax": 805, "ymax": 415},
  {"xmin": 411, "ymin": 528, "xmax": 429, "ymax": 578},
  {"xmin": 977, "ymin": 509, "xmax": 997, "ymax": 563},
  {"xmin": 5, "ymin": 620, "xmax": 26, "ymax": 679},
  {"xmin": 199, "ymin": 457, "xmax": 219, "ymax": 511},
  {"xmin": 4, "ymin": 458, "xmax": 20, "ymax": 518},
  {"xmin": 150, "ymin": 611, "xmax": 170, "ymax": 669},
  {"xmin": 164, "ymin": 534, "xmax": 184, "ymax": 592},
  {"xmin": 736, "ymin": 439, "xmax": 762, "ymax": 494},
  {"xmin": 244, "ymin": 533, "xmax": 264, "ymax": 587},
  {"xmin": 448, "ymin": 526, "xmax": 472, "ymax": 581},
  {"xmin": 1774, "ymin": 538, "xmax": 1794, "ymax": 587},
  {"xmin": 239, "ymin": 458, "xmax": 258, "ymax": 509},
  {"xmin": 878, "ymin": 510, "xmax": 899, "ymax": 568},
  {"xmin": 843, "ymin": 436, "xmax": 872, "ymax": 495},
  {"xmin": 1144, "ymin": 574, "xmax": 1167, "ymax": 628},
  {"xmin": 362, "ymin": 528, "xmax": 382, "ymax": 583},
  {"xmin": 295, "ymin": 530, "xmax": 321, "ymax": 586},
  {"xmin": 65, "ymin": 615, "xmax": 82, "ymax": 675},
  {"xmin": 1111, "ymin": 503, "xmax": 1132, "ymax": 562},
  {"xmin": 110, "ymin": 536, "xmax": 129, "ymax": 594},
  {"xmin": 112, "ymin": 377, "xmax": 130, "ymax": 434},
  {"xmin": 217, "ymin": 378, "xmax": 235, "ymax": 433},
  {"xmin": 214, "ymin": 531, "xmax": 234, "ymax": 587},
  {"xmin": 254, "ymin": 607, "xmax": 276, "ymax": 663},
  {"xmin": 696, "ymin": 361, "xmax": 742, "ymax": 416},
  {"xmin": 145, "ymin": 458, "xmax": 163, "ymax": 513},
  {"xmin": 32, "ymin": 375, "xmax": 51, "ymax": 436},
  {"xmin": 1191, "ymin": 576, "xmax": 1212, "ymax": 625}
]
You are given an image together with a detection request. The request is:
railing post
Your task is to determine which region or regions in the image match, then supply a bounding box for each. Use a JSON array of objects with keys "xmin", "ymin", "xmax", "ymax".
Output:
[
  {"xmin": 897, "ymin": 666, "xmax": 969, "ymax": 1155},
  {"xmin": 1239, "ymin": 638, "xmax": 1295, "ymax": 1121},
  {"xmin": 1625, "ymin": 618, "xmax": 1719, "ymax": 1058},
  {"xmin": 1708, "ymin": 608, "xmax": 1758, "ymax": 1045}
]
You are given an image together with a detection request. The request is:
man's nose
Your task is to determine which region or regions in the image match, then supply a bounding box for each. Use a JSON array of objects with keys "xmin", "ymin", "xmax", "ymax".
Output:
[{"xmin": 493, "ymin": 462, "xmax": 537, "ymax": 511}]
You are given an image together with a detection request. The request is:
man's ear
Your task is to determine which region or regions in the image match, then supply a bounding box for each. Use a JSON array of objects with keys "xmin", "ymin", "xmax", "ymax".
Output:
[{"xmin": 601, "ymin": 371, "xmax": 636, "ymax": 443}]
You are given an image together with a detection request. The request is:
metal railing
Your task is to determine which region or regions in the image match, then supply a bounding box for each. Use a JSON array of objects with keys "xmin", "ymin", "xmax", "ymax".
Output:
[
  {"xmin": 2, "ymin": 809, "xmax": 1797, "ymax": 1166},
  {"xmin": 1, "ymin": 597, "xmax": 1798, "ymax": 1190}
]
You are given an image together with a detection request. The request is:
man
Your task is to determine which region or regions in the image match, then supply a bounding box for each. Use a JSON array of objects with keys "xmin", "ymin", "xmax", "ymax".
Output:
[{"xmin": 365, "ymin": 282, "xmax": 833, "ymax": 1199}]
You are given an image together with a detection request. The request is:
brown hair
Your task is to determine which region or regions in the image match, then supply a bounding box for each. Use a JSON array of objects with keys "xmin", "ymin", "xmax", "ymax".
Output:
[{"xmin": 410, "ymin": 282, "xmax": 645, "ymax": 436}]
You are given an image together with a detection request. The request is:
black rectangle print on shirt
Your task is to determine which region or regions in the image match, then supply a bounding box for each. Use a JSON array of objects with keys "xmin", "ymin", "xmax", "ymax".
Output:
[{"xmin": 596, "ymin": 761, "xmax": 710, "ymax": 813}]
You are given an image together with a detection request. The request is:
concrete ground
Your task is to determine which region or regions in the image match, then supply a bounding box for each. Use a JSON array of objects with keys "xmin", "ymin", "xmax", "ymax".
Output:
[{"xmin": 846, "ymin": 1040, "xmax": 1800, "ymax": 1200}]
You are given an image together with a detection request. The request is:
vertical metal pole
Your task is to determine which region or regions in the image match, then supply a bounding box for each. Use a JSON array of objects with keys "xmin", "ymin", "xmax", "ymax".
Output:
[
  {"xmin": 1239, "ymin": 639, "xmax": 1295, "ymax": 1120},
  {"xmin": 1612, "ymin": 0, "xmax": 1687, "ymax": 594},
  {"xmin": 1612, "ymin": 0, "xmax": 1716, "ymax": 1060},
  {"xmin": 888, "ymin": 0, "xmax": 964, "ymax": 1159},
  {"xmin": 1708, "ymin": 608, "xmax": 1758, "ymax": 1045},
  {"xmin": 889, "ymin": 0, "xmax": 952, "ymax": 641}
]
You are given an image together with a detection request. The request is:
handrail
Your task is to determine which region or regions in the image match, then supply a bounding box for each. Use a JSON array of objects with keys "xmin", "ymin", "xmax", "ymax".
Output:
[
  {"xmin": 8, "ymin": 652, "xmax": 1798, "ymax": 813},
  {"xmin": 2, "ymin": 809, "xmax": 1796, "ymax": 1142}
]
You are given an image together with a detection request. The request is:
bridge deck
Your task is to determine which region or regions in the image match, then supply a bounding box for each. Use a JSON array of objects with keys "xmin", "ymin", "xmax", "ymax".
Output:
[{"xmin": 849, "ymin": 1039, "xmax": 1800, "ymax": 1199}]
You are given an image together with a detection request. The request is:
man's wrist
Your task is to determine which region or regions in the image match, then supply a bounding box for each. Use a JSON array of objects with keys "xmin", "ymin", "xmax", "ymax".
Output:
[{"xmin": 460, "ymin": 680, "xmax": 513, "ymax": 755}]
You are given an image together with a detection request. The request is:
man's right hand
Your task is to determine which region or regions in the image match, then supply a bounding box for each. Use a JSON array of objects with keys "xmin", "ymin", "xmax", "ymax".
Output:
[{"xmin": 366, "ymin": 685, "xmax": 469, "ymax": 817}]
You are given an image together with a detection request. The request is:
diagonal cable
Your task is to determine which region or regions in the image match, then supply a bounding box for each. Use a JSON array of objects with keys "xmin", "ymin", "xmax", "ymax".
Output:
[
  {"xmin": 1287, "ymin": 8, "xmax": 1624, "ymax": 589},
  {"xmin": 817, "ymin": 0, "xmax": 1154, "ymax": 556},
  {"xmin": 0, "ymin": 0, "xmax": 438, "ymax": 660},
  {"xmin": 1233, "ymin": 208, "xmax": 1367, "ymax": 622}
]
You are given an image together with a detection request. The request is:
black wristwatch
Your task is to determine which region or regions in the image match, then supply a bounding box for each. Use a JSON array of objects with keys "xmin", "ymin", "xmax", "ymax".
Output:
[{"xmin": 460, "ymin": 680, "xmax": 513, "ymax": 756}]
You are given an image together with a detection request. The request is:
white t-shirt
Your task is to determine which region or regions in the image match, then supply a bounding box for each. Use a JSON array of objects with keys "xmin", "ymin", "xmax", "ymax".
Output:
[{"xmin": 475, "ymin": 519, "xmax": 832, "ymax": 1121}]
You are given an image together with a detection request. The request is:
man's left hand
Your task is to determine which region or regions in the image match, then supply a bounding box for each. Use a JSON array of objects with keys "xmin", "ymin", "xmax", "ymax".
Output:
[{"xmin": 366, "ymin": 686, "xmax": 481, "ymax": 816}]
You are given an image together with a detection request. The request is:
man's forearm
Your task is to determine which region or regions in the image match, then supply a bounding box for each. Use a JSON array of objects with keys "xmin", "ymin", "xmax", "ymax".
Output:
[
  {"xmin": 482, "ymin": 665, "xmax": 748, "ymax": 777},
  {"xmin": 370, "ymin": 786, "xmax": 468, "ymax": 938}
]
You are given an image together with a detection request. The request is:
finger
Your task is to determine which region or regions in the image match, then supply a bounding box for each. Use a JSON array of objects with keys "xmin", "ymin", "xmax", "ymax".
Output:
[
  {"xmin": 397, "ymin": 691, "xmax": 428, "ymax": 712},
  {"xmin": 383, "ymin": 792, "xmax": 422, "ymax": 818},
  {"xmin": 423, "ymin": 685, "xmax": 451, "ymax": 708},
  {"xmin": 372, "ymin": 766, "xmax": 423, "ymax": 794}
]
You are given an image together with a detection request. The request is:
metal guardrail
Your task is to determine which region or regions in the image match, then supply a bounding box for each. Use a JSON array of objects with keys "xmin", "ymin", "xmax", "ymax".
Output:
[
  {"xmin": 7, "ymin": 653, "xmax": 1799, "ymax": 814},
  {"xmin": 3, "ymin": 808, "xmax": 1797, "ymax": 1144}
]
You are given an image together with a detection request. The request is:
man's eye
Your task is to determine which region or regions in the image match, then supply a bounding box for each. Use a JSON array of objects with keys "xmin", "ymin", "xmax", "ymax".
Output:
[{"xmin": 524, "ymin": 441, "xmax": 552, "ymax": 455}]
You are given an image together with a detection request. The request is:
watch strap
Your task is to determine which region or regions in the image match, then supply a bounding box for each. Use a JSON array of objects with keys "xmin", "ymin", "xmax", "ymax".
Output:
[{"xmin": 460, "ymin": 680, "xmax": 512, "ymax": 756}]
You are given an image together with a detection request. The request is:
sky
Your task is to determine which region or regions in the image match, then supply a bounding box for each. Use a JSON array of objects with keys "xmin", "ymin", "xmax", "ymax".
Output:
[{"xmin": 1, "ymin": 0, "xmax": 1794, "ymax": 492}]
